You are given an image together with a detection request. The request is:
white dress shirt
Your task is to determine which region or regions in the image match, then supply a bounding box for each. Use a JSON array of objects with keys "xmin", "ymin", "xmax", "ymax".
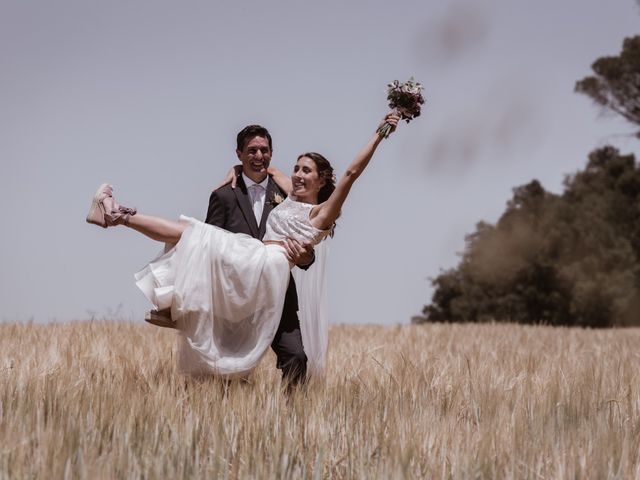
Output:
[{"xmin": 243, "ymin": 173, "xmax": 268, "ymax": 224}]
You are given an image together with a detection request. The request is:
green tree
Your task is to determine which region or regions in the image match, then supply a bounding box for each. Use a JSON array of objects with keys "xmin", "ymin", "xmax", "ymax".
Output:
[
  {"xmin": 419, "ymin": 147, "xmax": 640, "ymax": 327},
  {"xmin": 575, "ymin": 35, "xmax": 640, "ymax": 137},
  {"xmin": 419, "ymin": 35, "xmax": 640, "ymax": 327}
]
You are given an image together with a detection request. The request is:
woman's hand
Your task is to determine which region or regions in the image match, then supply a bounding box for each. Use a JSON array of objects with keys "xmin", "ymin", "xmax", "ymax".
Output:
[
  {"xmin": 377, "ymin": 112, "xmax": 401, "ymax": 137},
  {"xmin": 216, "ymin": 165, "xmax": 243, "ymax": 190},
  {"xmin": 284, "ymin": 238, "xmax": 315, "ymax": 266}
]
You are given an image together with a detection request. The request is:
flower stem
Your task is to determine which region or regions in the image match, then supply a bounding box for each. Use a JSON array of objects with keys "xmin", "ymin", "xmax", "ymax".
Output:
[{"xmin": 377, "ymin": 122, "xmax": 393, "ymax": 139}]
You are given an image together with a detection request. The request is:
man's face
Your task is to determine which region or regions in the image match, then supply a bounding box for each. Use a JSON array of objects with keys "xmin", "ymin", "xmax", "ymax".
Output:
[{"xmin": 237, "ymin": 135, "xmax": 271, "ymax": 182}]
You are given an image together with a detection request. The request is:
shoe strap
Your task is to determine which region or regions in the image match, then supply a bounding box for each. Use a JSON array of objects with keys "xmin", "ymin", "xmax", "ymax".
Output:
[{"xmin": 118, "ymin": 206, "xmax": 137, "ymax": 226}]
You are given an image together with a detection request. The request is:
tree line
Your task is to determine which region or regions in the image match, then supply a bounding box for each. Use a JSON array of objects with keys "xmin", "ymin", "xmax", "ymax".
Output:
[{"xmin": 418, "ymin": 36, "xmax": 640, "ymax": 327}]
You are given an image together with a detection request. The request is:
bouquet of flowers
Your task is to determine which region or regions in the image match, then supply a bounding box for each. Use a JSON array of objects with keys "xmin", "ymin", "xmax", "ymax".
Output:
[{"xmin": 377, "ymin": 77, "xmax": 425, "ymax": 138}]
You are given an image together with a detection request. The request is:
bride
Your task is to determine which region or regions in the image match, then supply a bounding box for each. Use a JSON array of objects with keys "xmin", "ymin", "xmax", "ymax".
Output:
[{"xmin": 86, "ymin": 113, "xmax": 400, "ymax": 377}]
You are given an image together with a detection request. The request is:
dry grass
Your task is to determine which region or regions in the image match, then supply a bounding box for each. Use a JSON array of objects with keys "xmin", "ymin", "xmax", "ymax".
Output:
[{"xmin": 1, "ymin": 321, "xmax": 640, "ymax": 479}]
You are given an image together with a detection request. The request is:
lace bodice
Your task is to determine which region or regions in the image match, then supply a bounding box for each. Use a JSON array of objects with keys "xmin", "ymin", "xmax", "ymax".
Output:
[{"xmin": 263, "ymin": 197, "xmax": 331, "ymax": 246}]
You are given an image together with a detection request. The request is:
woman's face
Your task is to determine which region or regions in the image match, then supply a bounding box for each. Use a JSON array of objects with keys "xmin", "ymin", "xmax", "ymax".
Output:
[{"xmin": 292, "ymin": 156, "xmax": 325, "ymax": 201}]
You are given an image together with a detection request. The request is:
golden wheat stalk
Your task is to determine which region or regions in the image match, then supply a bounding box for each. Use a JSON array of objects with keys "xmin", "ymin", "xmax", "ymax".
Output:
[{"xmin": 1, "ymin": 321, "xmax": 639, "ymax": 478}]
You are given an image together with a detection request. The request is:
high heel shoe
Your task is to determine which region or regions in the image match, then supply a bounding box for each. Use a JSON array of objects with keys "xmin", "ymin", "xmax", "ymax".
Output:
[
  {"xmin": 144, "ymin": 309, "xmax": 177, "ymax": 329},
  {"xmin": 86, "ymin": 183, "xmax": 137, "ymax": 227}
]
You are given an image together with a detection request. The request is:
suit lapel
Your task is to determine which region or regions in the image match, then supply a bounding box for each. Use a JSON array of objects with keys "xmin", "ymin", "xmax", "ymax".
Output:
[
  {"xmin": 258, "ymin": 177, "xmax": 280, "ymax": 239},
  {"xmin": 234, "ymin": 176, "xmax": 259, "ymax": 237}
]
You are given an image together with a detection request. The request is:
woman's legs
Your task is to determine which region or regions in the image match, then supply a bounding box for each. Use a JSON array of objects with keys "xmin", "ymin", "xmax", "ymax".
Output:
[{"xmin": 126, "ymin": 214, "xmax": 187, "ymax": 244}]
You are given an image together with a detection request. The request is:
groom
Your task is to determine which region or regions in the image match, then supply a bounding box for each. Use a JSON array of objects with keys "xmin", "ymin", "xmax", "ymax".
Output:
[{"xmin": 205, "ymin": 125, "xmax": 314, "ymax": 386}]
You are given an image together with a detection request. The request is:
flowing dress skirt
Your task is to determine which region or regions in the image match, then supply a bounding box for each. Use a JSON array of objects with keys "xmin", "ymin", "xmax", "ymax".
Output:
[{"xmin": 134, "ymin": 216, "xmax": 292, "ymax": 377}]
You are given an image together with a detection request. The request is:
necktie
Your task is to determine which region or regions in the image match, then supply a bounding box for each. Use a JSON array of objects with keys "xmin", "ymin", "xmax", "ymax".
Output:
[{"xmin": 249, "ymin": 184, "xmax": 264, "ymax": 223}]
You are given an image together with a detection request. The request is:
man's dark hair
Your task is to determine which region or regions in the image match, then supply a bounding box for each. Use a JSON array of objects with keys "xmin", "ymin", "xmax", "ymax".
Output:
[{"xmin": 236, "ymin": 125, "xmax": 273, "ymax": 152}]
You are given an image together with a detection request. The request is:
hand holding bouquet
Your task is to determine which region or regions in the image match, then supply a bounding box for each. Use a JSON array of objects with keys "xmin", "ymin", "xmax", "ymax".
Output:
[{"xmin": 377, "ymin": 77, "xmax": 425, "ymax": 138}]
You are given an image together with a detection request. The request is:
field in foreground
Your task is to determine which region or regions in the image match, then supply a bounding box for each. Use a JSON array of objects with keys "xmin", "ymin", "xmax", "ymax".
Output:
[{"xmin": 1, "ymin": 322, "xmax": 640, "ymax": 479}]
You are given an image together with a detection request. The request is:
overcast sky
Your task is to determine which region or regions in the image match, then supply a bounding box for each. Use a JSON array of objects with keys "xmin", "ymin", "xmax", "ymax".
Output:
[{"xmin": 2, "ymin": 0, "xmax": 639, "ymax": 325}]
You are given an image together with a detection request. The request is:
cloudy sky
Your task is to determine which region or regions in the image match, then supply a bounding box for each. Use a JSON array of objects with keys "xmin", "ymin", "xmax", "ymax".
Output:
[{"xmin": 2, "ymin": 0, "xmax": 639, "ymax": 324}]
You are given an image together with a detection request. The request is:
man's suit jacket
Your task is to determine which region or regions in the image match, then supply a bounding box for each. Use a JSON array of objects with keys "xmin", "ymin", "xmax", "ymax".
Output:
[{"xmin": 205, "ymin": 175, "xmax": 284, "ymax": 240}]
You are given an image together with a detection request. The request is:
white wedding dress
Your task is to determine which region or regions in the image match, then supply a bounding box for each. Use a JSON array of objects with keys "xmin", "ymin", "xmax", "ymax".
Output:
[{"xmin": 134, "ymin": 197, "xmax": 331, "ymax": 377}]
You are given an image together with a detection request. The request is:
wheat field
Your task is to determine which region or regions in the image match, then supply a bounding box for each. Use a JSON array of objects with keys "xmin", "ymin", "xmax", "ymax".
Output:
[{"xmin": 1, "ymin": 321, "xmax": 639, "ymax": 479}]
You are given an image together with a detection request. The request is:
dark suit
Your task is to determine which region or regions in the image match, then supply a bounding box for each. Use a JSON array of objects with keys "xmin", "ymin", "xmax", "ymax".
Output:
[{"xmin": 205, "ymin": 175, "xmax": 308, "ymax": 384}]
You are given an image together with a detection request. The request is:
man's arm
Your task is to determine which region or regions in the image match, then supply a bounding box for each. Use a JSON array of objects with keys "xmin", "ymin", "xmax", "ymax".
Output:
[{"xmin": 205, "ymin": 190, "xmax": 226, "ymax": 227}]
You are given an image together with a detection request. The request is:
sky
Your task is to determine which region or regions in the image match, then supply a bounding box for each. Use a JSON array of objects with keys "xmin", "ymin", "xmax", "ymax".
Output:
[{"xmin": 1, "ymin": 0, "xmax": 639, "ymax": 325}]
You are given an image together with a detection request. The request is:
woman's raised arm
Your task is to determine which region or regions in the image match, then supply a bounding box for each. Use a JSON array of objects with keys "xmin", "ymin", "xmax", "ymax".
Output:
[{"xmin": 310, "ymin": 113, "xmax": 399, "ymax": 230}]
